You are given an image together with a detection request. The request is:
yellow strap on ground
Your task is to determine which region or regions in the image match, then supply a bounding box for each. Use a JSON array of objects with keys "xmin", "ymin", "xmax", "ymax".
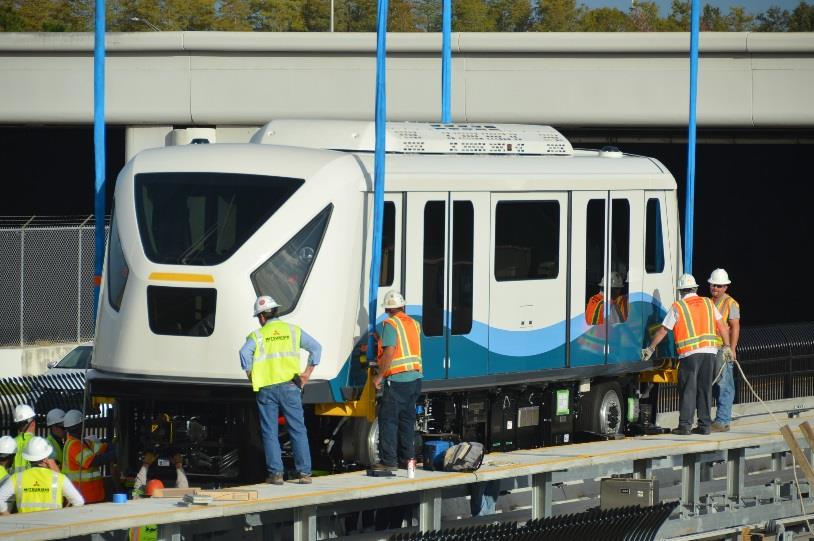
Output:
[
  {"xmin": 315, "ymin": 366, "xmax": 377, "ymax": 422},
  {"xmin": 639, "ymin": 359, "xmax": 679, "ymax": 384}
]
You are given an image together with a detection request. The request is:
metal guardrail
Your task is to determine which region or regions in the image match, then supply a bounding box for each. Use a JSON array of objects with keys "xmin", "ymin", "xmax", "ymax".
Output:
[
  {"xmin": 389, "ymin": 501, "xmax": 680, "ymax": 541},
  {"xmin": 658, "ymin": 322, "xmax": 814, "ymax": 413},
  {"xmin": 0, "ymin": 372, "xmax": 108, "ymax": 438}
]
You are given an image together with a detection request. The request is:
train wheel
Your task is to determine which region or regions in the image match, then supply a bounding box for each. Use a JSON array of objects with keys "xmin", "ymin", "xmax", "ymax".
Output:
[
  {"xmin": 340, "ymin": 417, "xmax": 380, "ymax": 466},
  {"xmin": 577, "ymin": 381, "xmax": 624, "ymax": 435}
]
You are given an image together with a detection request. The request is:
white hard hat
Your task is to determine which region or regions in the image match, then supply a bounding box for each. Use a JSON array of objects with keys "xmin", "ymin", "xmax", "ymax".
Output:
[
  {"xmin": 253, "ymin": 295, "xmax": 280, "ymax": 316},
  {"xmin": 598, "ymin": 272, "xmax": 624, "ymax": 288},
  {"xmin": 708, "ymin": 268, "xmax": 731, "ymax": 285},
  {"xmin": 677, "ymin": 273, "xmax": 699, "ymax": 290},
  {"xmin": 383, "ymin": 290, "xmax": 406, "ymax": 309},
  {"xmin": 13, "ymin": 404, "xmax": 35, "ymax": 424},
  {"xmin": 46, "ymin": 408, "xmax": 66, "ymax": 427},
  {"xmin": 22, "ymin": 436, "xmax": 53, "ymax": 462},
  {"xmin": 0, "ymin": 436, "xmax": 16, "ymax": 455},
  {"xmin": 63, "ymin": 409, "xmax": 84, "ymax": 429}
]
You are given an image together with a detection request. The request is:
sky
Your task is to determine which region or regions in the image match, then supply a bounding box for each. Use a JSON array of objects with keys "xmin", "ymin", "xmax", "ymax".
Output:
[{"xmin": 579, "ymin": 0, "xmax": 802, "ymax": 16}]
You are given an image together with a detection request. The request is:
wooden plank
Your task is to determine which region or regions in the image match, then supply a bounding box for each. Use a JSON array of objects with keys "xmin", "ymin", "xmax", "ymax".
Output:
[
  {"xmin": 799, "ymin": 421, "xmax": 814, "ymax": 449},
  {"xmin": 779, "ymin": 425, "xmax": 814, "ymax": 488},
  {"xmin": 151, "ymin": 487, "xmax": 199, "ymax": 498},
  {"xmin": 198, "ymin": 489, "xmax": 258, "ymax": 501}
]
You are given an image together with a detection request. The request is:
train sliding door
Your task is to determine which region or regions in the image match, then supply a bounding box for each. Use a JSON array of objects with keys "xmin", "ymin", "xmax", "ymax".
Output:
[
  {"xmin": 404, "ymin": 193, "xmax": 489, "ymax": 381},
  {"xmin": 488, "ymin": 193, "xmax": 567, "ymax": 374}
]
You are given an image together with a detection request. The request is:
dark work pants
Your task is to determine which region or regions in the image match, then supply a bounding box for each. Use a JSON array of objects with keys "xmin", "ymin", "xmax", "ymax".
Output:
[
  {"xmin": 378, "ymin": 378, "xmax": 422, "ymax": 467},
  {"xmin": 678, "ymin": 352, "xmax": 716, "ymax": 430}
]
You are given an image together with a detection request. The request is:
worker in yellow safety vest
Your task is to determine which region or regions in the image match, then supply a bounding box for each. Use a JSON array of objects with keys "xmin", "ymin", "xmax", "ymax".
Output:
[
  {"xmin": 12, "ymin": 404, "xmax": 37, "ymax": 474},
  {"xmin": 239, "ymin": 295, "xmax": 322, "ymax": 485},
  {"xmin": 0, "ymin": 436, "xmax": 17, "ymax": 483},
  {"xmin": 708, "ymin": 268, "xmax": 741, "ymax": 433},
  {"xmin": 45, "ymin": 408, "xmax": 66, "ymax": 467},
  {"xmin": 371, "ymin": 290, "xmax": 423, "ymax": 472},
  {"xmin": 0, "ymin": 436, "xmax": 84, "ymax": 514},
  {"xmin": 642, "ymin": 273, "xmax": 732, "ymax": 435}
]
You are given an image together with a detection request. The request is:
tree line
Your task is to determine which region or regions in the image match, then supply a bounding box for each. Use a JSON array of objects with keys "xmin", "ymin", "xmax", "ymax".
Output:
[{"xmin": 1, "ymin": 0, "xmax": 812, "ymax": 32}]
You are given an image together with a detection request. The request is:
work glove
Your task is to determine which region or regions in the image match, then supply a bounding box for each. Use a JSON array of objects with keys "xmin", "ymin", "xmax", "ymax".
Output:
[
  {"xmin": 641, "ymin": 346, "xmax": 655, "ymax": 361},
  {"xmin": 720, "ymin": 345, "xmax": 734, "ymax": 363}
]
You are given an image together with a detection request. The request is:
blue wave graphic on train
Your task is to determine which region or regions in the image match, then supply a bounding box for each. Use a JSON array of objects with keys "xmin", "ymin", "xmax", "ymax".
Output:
[{"xmin": 329, "ymin": 293, "xmax": 672, "ymax": 402}]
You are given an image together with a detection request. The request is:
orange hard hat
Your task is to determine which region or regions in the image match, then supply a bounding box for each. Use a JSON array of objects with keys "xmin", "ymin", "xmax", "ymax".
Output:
[{"xmin": 145, "ymin": 479, "xmax": 165, "ymax": 497}]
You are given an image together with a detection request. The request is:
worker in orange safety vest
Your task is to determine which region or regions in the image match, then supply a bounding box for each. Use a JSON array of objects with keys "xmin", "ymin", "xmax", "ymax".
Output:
[
  {"xmin": 642, "ymin": 274, "xmax": 732, "ymax": 435},
  {"xmin": 61, "ymin": 409, "xmax": 116, "ymax": 503}
]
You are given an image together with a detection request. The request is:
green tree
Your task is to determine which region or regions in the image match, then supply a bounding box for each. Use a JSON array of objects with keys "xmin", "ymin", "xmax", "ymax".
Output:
[
  {"xmin": 789, "ymin": 1, "xmax": 814, "ymax": 30},
  {"xmin": 664, "ymin": 0, "xmax": 690, "ymax": 30},
  {"xmin": 701, "ymin": 5, "xmax": 727, "ymax": 30},
  {"xmin": 388, "ymin": 0, "xmax": 417, "ymax": 30},
  {"xmin": 454, "ymin": 0, "xmax": 495, "ymax": 31},
  {"xmin": 413, "ymin": 0, "xmax": 441, "ymax": 31},
  {"xmin": 580, "ymin": 7, "xmax": 631, "ymax": 31},
  {"xmin": 488, "ymin": 0, "xmax": 532, "ymax": 32},
  {"xmin": 335, "ymin": 0, "xmax": 377, "ymax": 31},
  {"xmin": 302, "ymin": 0, "xmax": 330, "ymax": 30},
  {"xmin": 215, "ymin": 0, "xmax": 254, "ymax": 30},
  {"xmin": 725, "ymin": 6, "xmax": 754, "ymax": 31},
  {"xmin": 628, "ymin": 1, "xmax": 662, "ymax": 31},
  {"xmin": 0, "ymin": 0, "xmax": 24, "ymax": 30},
  {"xmin": 534, "ymin": 0, "xmax": 584, "ymax": 31},
  {"xmin": 755, "ymin": 5, "xmax": 789, "ymax": 30}
]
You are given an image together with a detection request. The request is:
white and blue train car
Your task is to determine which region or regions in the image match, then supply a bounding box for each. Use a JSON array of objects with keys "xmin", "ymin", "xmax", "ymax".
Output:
[{"xmin": 90, "ymin": 120, "xmax": 680, "ymax": 478}]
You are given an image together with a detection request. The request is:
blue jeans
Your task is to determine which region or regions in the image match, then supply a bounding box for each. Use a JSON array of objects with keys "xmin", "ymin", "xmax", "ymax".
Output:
[
  {"xmin": 256, "ymin": 382, "xmax": 311, "ymax": 475},
  {"xmin": 714, "ymin": 361, "xmax": 735, "ymax": 425},
  {"xmin": 469, "ymin": 480, "xmax": 501, "ymax": 516},
  {"xmin": 378, "ymin": 378, "xmax": 422, "ymax": 467}
]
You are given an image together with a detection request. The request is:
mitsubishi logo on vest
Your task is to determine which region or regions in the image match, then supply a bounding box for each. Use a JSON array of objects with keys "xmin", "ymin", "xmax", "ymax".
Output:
[{"xmin": 266, "ymin": 329, "xmax": 288, "ymax": 342}]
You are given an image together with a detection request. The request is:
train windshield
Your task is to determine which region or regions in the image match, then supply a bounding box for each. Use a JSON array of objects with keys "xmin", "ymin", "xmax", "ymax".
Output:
[{"xmin": 135, "ymin": 172, "xmax": 303, "ymax": 265}]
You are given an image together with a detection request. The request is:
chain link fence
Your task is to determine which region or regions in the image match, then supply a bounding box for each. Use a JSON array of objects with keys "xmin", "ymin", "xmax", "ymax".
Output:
[{"xmin": 0, "ymin": 216, "xmax": 109, "ymax": 347}]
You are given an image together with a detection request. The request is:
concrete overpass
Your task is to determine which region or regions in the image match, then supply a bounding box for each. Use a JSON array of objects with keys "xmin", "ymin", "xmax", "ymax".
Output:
[{"xmin": 1, "ymin": 32, "xmax": 813, "ymax": 130}]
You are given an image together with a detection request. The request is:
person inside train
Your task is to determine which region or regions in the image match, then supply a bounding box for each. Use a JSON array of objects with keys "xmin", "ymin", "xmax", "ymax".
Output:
[{"xmin": 0, "ymin": 436, "xmax": 84, "ymax": 514}]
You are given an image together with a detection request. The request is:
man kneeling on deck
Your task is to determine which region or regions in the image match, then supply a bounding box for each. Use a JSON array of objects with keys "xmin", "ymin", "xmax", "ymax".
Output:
[{"xmin": 0, "ymin": 437, "xmax": 84, "ymax": 514}]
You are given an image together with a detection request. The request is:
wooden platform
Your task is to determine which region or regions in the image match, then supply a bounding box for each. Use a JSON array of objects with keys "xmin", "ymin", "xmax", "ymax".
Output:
[{"xmin": 1, "ymin": 408, "xmax": 812, "ymax": 541}]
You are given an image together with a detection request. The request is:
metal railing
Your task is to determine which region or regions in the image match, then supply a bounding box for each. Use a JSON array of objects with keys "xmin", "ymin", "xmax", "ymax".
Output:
[
  {"xmin": 0, "ymin": 215, "xmax": 109, "ymax": 347},
  {"xmin": 657, "ymin": 322, "xmax": 814, "ymax": 413}
]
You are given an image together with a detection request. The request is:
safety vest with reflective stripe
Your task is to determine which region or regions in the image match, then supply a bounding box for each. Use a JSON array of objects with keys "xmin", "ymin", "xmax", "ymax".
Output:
[
  {"xmin": 249, "ymin": 321, "xmax": 302, "ymax": 391},
  {"xmin": 672, "ymin": 296, "xmax": 718, "ymax": 355},
  {"xmin": 0, "ymin": 465, "xmax": 8, "ymax": 483},
  {"xmin": 62, "ymin": 435, "xmax": 106, "ymax": 503},
  {"xmin": 47, "ymin": 434, "xmax": 63, "ymax": 466},
  {"xmin": 381, "ymin": 312, "xmax": 422, "ymax": 377},
  {"xmin": 713, "ymin": 294, "xmax": 739, "ymax": 346},
  {"xmin": 129, "ymin": 524, "xmax": 158, "ymax": 541},
  {"xmin": 9, "ymin": 467, "xmax": 64, "ymax": 513},
  {"xmin": 13, "ymin": 432, "xmax": 32, "ymax": 474},
  {"xmin": 585, "ymin": 293, "xmax": 605, "ymax": 325}
]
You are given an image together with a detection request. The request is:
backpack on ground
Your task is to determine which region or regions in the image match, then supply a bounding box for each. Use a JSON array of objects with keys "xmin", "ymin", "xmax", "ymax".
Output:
[{"xmin": 442, "ymin": 442, "xmax": 484, "ymax": 472}]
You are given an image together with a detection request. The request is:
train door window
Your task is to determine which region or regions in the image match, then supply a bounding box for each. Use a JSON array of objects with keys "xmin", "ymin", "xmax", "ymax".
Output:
[
  {"xmin": 379, "ymin": 202, "xmax": 396, "ymax": 287},
  {"xmin": 645, "ymin": 198, "xmax": 665, "ymax": 273},
  {"xmin": 422, "ymin": 201, "xmax": 446, "ymax": 337},
  {"xmin": 250, "ymin": 205, "xmax": 332, "ymax": 317},
  {"xmin": 451, "ymin": 201, "xmax": 474, "ymax": 335},
  {"xmin": 610, "ymin": 199, "xmax": 630, "ymax": 322},
  {"xmin": 107, "ymin": 213, "xmax": 129, "ymax": 312},
  {"xmin": 494, "ymin": 201, "xmax": 559, "ymax": 281},
  {"xmin": 584, "ymin": 198, "xmax": 605, "ymax": 323}
]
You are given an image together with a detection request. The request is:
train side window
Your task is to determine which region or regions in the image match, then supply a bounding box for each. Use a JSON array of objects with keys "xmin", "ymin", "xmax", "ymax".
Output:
[
  {"xmin": 250, "ymin": 205, "xmax": 332, "ymax": 317},
  {"xmin": 379, "ymin": 202, "xmax": 395, "ymax": 287},
  {"xmin": 645, "ymin": 198, "xmax": 665, "ymax": 273},
  {"xmin": 422, "ymin": 201, "xmax": 446, "ymax": 337},
  {"xmin": 107, "ymin": 214, "xmax": 129, "ymax": 312},
  {"xmin": 494, "ymin": 201, "xmax": 559, "ymax": 281},
  {"xmin": 610, "ymin": 199, "xmax": 630, "ymax": 322},
  {"xmin": 451, "ymin": 201, "xmax": 474, "ymax": 335},
  {"xmin": 584, "ymin": 199, "xmax": 605, "ymax": 323}
]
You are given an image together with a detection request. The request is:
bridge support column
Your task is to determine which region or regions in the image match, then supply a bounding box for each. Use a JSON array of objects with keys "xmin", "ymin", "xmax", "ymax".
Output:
[
  {"xmin": 532, "ymin": 472, "xmax": 552, "ymax": 520},
  {"xmin": 419, "ymin": 488, "xmax": 442, "ymax": 532},
  {"xmin": 294, "ymin": 505, "xmax": 316, "ymax": 541},
  {"xmin": 682, "ymin": 453, "xmax": 700, "ymax": 515},
  {"xmin": 726, "ymin": 448, "xmax": 745, "ymax": 506}
]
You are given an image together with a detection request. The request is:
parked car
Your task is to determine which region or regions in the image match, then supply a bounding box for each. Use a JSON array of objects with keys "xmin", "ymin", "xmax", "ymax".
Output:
[{"xmin": 46, "ymin": 343, "xmax": 93, "ymax": 375}]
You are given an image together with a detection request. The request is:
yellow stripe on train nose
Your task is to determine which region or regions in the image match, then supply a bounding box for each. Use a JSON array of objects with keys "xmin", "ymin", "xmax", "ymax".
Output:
[{"xmin": 148, "ymin": 272, "xmax": 214, "ymax": 283}]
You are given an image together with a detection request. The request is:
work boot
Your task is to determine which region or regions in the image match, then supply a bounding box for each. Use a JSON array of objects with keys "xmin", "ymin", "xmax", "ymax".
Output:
[
  {"xmin": 691, "ymin": 426, "xmax": 711, "ymax": 435},
  {"xmin": 288, "ymin": 473, "xmax": 312, "ymax": 484},
  {"xmin": 369, "ymin": 463, "xmax": 398, "ymax": 472},
  {"xmin": 671, "ymin": 427, "xmax": 691, "ymax": 436},
  {"xmin": 711, "ymin": 422, "xmax": 730, "ymax": 432},
  {"xmin": 266, "ymin": 473, "xmax": 284, "ymax": 485}
]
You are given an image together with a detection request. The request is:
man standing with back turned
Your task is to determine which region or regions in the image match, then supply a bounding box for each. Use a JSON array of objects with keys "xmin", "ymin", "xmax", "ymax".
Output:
[
  {"xmin": 642, "ymin": 274, "xmax": 732, "ymax": 435},
  {"xmin": 708, "ymin": 268, "xmax": 741, "ymax": 432},
  {"xmin": 240, "ymin": 295, "xmax": 321, "ymax": 485},
  {"xmin": 371, "ymin": 290, "xmax": 423, "ymax": 472}
]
